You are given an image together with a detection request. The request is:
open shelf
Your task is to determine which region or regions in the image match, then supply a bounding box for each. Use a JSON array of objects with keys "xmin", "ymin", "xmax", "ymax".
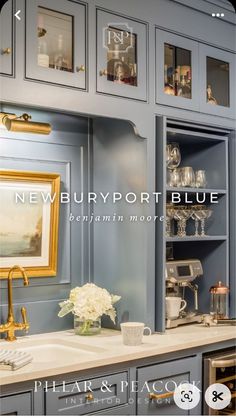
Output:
[
  {"xmin": 155, "ymin": 116, "xmax": 230, "ymax": 332},
  {"xmin": 166, "ymin": 235, "xmax": 227, "ymax": 242},
  {"xmin": 166, "ymin": 187, "xmax": 227, "ymax": 194}
]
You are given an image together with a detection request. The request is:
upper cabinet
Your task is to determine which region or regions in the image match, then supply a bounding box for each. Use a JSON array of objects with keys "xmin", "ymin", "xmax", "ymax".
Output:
[
  {"xmin": 199, "ymin": 44, "xmax": 236, "ymax": 118},
  {"xmin": 96, "ymin": 9, "xmax": 147, "ymax": 101},
  {"xmin": 156, "ymin": 29, "xmax": 199, "ymax": 111},
  {"xmin": 25, "ymin": 0, "xmax": 86, "ymax": 90},
  {"xmin": 156, "ymin": 28, "xmax": 235, "ymax": 119},
  {"xmin": 0, "ymin": 0, "xmax": 14, "ymax": 76}
]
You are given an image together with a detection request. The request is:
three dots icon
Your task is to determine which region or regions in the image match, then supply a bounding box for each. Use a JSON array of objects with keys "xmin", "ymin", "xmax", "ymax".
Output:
[{"xmin": 212, "ymin": 13, "xmax": 225, "ymax": 17}]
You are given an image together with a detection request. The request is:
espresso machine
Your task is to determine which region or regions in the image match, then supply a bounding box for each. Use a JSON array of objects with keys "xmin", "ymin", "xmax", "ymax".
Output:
[{"xmin": 166, "ymin": 258, "xmax": 203, "ymax": 328}]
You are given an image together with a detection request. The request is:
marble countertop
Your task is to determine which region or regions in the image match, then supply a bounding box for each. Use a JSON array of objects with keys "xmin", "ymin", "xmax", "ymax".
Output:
[{"xmin": 0, "ymin": 324, "xmax": 235, "ymax": 386}]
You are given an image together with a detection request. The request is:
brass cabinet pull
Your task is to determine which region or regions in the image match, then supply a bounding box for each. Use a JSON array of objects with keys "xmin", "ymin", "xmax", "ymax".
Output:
[
  {"xmin": 99, "ymin": 69, "xmax": 107, "ymax": 76},
  {"xmin": 149, "ymin": 392, "xmax": 174, "ymax": 401},
  {"xmin": 85, "ymin": 392, "xmax": 94, "ymax": 401},
  {"xmin": 76, "ymin": 65, "xmax": 85, "ymax": 72},
  {"xmin": 2, "ymin": 48, "xmax": 11, "ymax": 55}
]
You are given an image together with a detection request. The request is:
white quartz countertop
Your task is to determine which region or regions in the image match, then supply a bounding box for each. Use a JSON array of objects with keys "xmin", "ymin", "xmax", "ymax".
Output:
[{"xmin": 0, "ymin": 324, "xmax": 235, "ymax": 386}]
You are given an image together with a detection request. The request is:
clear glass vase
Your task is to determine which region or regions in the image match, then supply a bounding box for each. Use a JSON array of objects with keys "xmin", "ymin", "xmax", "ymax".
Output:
[{"xmin": 74, "ymin": 316, "xmax": 101, "ymax": 336}]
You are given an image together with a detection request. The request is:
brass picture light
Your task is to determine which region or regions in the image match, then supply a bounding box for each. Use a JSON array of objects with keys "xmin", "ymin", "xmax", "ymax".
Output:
[{"xmin": 0, "ymin": 112, "xmax": 52, "ymax": 135}]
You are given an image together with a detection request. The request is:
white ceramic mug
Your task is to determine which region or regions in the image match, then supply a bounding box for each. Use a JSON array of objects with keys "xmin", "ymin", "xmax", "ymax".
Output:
[
  {"xmin": 165, "ymin": 297, "xmax": 187, "ymax": 319},
  {"xmin": 120, "ymin": 322, "xmax": 152, "ymax": 346}
]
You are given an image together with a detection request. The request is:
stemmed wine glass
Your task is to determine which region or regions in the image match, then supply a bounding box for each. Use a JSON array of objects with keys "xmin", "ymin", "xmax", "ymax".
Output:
[
  {"xmin": 174, "ymin": 207, "xmax": 193, "ymax": 237},
  {"xmin": 195, "ymin": 208, "xmax": 213, "ymax": 236},
  {"xmin": 166, "ymin": 204, "xmax": 175, "ymax": 237},
  {"xmin": 191, "ymin": 205, "xmax": 206, "ymax": 236}
]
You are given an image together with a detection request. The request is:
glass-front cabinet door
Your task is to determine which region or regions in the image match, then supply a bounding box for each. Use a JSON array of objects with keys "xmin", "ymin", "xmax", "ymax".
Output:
[
  {"xmin": 156, "ymin": 29, "xmax": 199, "ymax": 110},
  {"xmin": 199, "ymin": 44, "xmax": 235, "ymax": 118},
  {"xmin": 0, "ymin": 0, "xmax": 14, "ymax": 76},
  {"xmin": 96, "ymin": 10, "xmax": 147, "ymax": 101},
  {"xmin": 25, "ymin": 0, "xmax": 86, "ymax": 89}
]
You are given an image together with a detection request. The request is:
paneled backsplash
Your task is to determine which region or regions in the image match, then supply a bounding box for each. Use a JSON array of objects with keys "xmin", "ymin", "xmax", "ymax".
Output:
[{"xmin": 0, "ymin": 105, "xmax": 90, "ymax": 335}]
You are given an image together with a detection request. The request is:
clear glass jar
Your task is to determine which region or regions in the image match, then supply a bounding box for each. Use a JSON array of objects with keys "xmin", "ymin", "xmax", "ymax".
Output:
[
  {"xmin": 210, "ymin": 281, "xmax": 229, "ymax": 320},
  {"xmin": 74, "ymin": 317, "xmax": 101, "ymax": 336}
]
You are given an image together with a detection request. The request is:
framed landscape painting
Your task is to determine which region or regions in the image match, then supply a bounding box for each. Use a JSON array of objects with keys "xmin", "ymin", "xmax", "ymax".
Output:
[{"xmin": 0, "ymin": 170, "xmax": 60, "ymax": 278}]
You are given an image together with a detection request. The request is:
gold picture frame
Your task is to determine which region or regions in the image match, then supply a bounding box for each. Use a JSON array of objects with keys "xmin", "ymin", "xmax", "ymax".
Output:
[{"xmin": 0, "ymin": 170, "xmax": 60, "ymax": 278}]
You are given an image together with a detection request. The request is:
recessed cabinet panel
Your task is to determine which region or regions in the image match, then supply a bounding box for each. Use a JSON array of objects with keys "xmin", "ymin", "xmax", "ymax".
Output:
[
  {"xmin": 199, "ymin": 45, "xmax": 235, "ymax": 118},
  {"xmin": 45, "ymin": 372, "xmax": 128, "ymax": 415},
  {"xmin": 156, "ymin": 30, "xmax": 199, "ymax": 110},
  {"xmin": 26, "ymin": 0, "xmax": 86, "ymax": 89},
  {"xmin": 0, "ymin": 0, "xmax": 13, "ymax": 76},
  {"xmin": 96, "ymin": 10, "xmax": 147, "ymax": 101},
  {"xmin": 0, "ymin": 392, "xmax": 32, "ymax": 415},
  {"xmin": 137, "ymin": 357, "xmax": 201, "ymax": 415}
]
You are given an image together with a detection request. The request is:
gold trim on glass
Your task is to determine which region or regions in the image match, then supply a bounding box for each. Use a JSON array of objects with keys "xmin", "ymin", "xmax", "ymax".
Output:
[{"xmin": 0, "ymin": 170, "xmax": 60, "ymax": 279}]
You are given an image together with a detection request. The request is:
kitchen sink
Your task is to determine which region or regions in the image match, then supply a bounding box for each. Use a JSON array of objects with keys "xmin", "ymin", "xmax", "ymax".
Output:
[{"xmin": 1, "ymin": 338, "xmax": 105, "ymax": 364}]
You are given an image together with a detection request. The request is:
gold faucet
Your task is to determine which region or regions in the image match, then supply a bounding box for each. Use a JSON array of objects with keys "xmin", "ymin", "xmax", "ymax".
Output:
[{"xmin": 0, "ymin": 265, "xmax": 30, "ymax": 341}]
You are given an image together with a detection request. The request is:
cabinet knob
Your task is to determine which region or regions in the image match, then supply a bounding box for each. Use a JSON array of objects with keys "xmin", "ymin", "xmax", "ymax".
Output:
[
  {"xmin": 99, "ymin": 69, "xmax": 108, "ymax": 76},
  {"xmin": 2, "ymin": 47, "xmax": 11, "ymax": 55},
  {"xmin": 85, "ymin": 392, "xmax": 94, "ymax": 401},
  {"xmin": 149, "ymin": 392, "xmax": 174, "ymax": 401},
  {"xmin": 76, "ymin": 65, "xmax": 85, "ymax": 72}
]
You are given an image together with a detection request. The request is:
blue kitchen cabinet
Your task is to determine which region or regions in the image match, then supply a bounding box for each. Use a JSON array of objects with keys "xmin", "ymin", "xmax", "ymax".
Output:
[
  {"xmin": 137, "ymin": 356, "xmax": 201, "ymax": 415},
  {"xmin": 156, "ymin": 29, "xmax": 199, "ymax": 111},
  {"xmin": 44, "ymin": 371, "xmax": 132, "ymax": 415},
  {"xmin": 96, "ymin": 9, "xmax": 147, "ymax": 101},
  {"xmin": 0, "ymin": 392, "xmax": 33, "ymax": 415},
  {"xmin": 25, "ymin": 0, "xmax": 86, "ymax": 89},
  {"xmin": 0, "ymin": 0, "xmax": 14, "ymax": 76},
  {"xmin": 199, "ymin": 44, "xmax": 236, "ymax": 119}
]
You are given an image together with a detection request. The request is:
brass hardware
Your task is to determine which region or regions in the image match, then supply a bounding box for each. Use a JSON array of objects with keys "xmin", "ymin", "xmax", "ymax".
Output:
[
  {"xmin": 2, "ymin": 48, "xmax": 11, "ymax": 55},
  {"xmin": 99, "ymin": 69, "xmax": 108, "ymax": 76},
  {"xmin": 76, "ymin": 65, "xmax": 85, "ymax": 72},
  {"xmin": 38, "ymin": 27, "xmax": 47, "ymax": 38},
  {"xmin": 149, "ymin": 392, "xmax": 174, "ymax": 401},
  {"xmin": 85, "ymin": 393, "xmax": 94, "ymax": 401},
  {"xmin": 0, "ymin": 112, "xmax": 51, "ymax": 135},
  {"xmin": 0, "ymin": 266, "xmax": 30, "ymax": 342}
]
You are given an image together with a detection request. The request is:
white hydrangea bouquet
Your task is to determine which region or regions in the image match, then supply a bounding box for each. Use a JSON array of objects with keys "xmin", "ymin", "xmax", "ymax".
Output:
[{"xmin": 58, "ymin": 283, "xmax": 121, "ymax": 335}]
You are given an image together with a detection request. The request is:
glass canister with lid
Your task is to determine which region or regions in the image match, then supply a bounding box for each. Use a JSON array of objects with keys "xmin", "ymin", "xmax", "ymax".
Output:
[{"xmin": 209, "ymin": 281, "xmax": 229, "ymax": 320}]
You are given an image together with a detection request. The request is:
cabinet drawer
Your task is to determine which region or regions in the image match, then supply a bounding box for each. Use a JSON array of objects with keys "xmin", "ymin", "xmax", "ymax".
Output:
[
  {"xmin": 0, "ymin": 392, "xmax": 32, "ymax": 415},
  {"xmin": 45, "ymin": 372, "xmax": 129, "ymax": 415},
  {"xmin": 137, "ymin": 357, "xmax": 201, "ymax": 415}
]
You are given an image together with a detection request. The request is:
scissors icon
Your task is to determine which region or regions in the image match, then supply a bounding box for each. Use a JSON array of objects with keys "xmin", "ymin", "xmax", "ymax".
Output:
[{"xmin": 212, "ymin": 390, "xmax": 224, "ymax": 402}]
